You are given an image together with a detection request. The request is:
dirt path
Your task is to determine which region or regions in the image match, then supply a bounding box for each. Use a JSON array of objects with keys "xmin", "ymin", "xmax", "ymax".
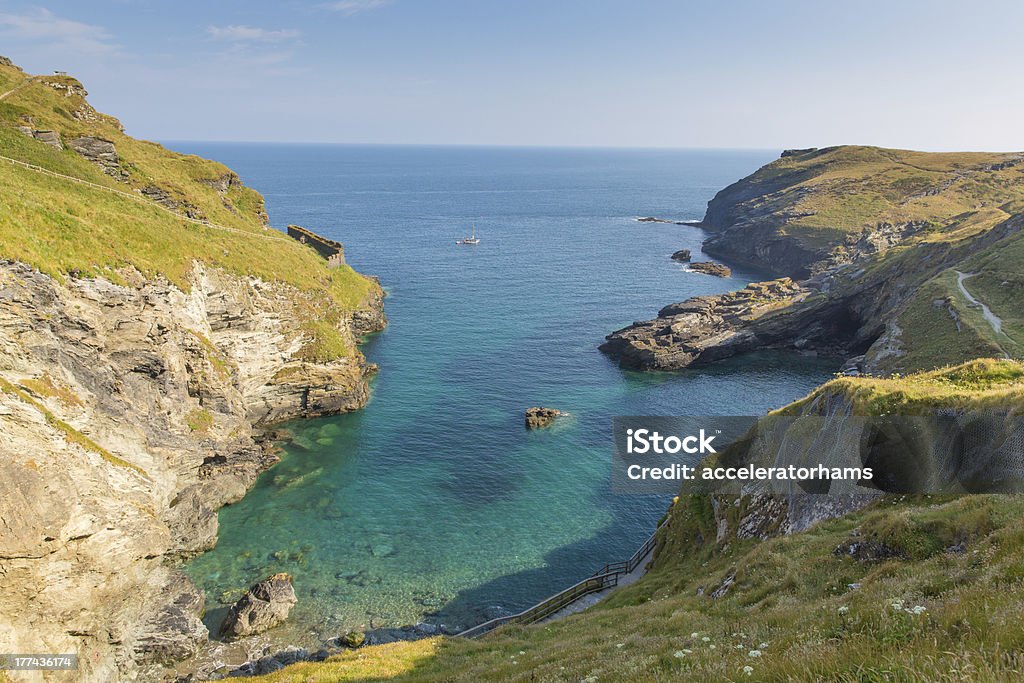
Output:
[
  {"xmin": 0, "ymin": 77, "xmax": 35, "ymax": 102},
  {"xmin": 955, "ymin": 270, "xmax": 1005, "ymax": 336}
]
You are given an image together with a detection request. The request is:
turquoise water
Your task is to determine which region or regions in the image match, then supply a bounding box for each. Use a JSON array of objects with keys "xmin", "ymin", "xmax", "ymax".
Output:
[{"xmin": 174, "ymin": 144, "xmax": 836, "ymax": 641}]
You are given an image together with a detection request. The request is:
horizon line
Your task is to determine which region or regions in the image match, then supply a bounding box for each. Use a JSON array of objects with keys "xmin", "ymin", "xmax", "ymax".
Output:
[{"xmin": 153, "ymin": 139, "xmax": 1024, "ymax": 154}]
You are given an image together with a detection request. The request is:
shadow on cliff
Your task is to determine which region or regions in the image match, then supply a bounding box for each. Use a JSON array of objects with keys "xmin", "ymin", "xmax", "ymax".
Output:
[{"xmin": 425, "ymin": 515, "xmax": 655, "ymax": 633}]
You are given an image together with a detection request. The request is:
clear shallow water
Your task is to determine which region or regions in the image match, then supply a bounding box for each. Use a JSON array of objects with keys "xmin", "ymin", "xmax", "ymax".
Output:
[{"xmin": 172, "ymin": 144, "xmax": 836, "ymax": 640}]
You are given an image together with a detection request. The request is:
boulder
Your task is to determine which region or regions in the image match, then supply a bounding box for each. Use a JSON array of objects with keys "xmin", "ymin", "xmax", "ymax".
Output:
[
  {"xmin": 525, "ymin": 407, "xmax": 562, "ymax": 429},
  {"xmin": 67, "ymin": 136, "xmax": 122, "ymax": 176},
  {"xmin": 671, "ymin": 249, "xmax": 692, "ymax": 262},
  {"xmin": 219, "ymin": 573, "xmax": 297, "ymax": 638},
  {"xmin": 339, "ymin": 631, "xmax": 365, "ymax": 648},
  {"xmin": 689, "ymin": 261, "xmax": 732, "ymax": 277}
]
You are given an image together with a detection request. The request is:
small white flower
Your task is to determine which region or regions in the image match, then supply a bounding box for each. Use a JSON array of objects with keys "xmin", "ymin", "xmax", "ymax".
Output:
[
  {"xmin": 709, "ymin": 644, "xmax": 716, "ymax": 650},
  {"xmin": 682, "ymin": 649, "xmax": 693, "ymax": 654},
  {"xmin": 701, "ymin": 636, "xmax": 711, "ymax": 642},
  {"xmin": 838, "ymin": 605, "xmax": 849, "ymax": 614},
  {"xmin": 748, "ymin": 649, "xmax": 762, "ymax": 658},
  {"xmin": 518, "ymin": 651, "xmax": 525, "ymax": 655},
  {"xmin": 758, "ymin": 642, "xmax": 768, "ymax": 649},
  {"xmin": 673, "ymin": 650, "xmax": 686, "ymax": 658},
  {"xmin": 735, "ymin": 644, "xmax": 744, "ymax": 649},
  {"xmin": 890, "ymin": 600, "xmax": 903, "ymax": 611},
  {"xmin": 906, "ymin": 605, "xmax": 927, "ymax": 615},
  {"xmin": 743, "ymin": 665, "xmax": 754, "ymax": 676},
  {"xmin": 615, "ymin": 643, "xmax": 624, "ymax": 648},
  {"xmin": 691, "ymin": 632, "xmax": 700, "ymax": 638}
]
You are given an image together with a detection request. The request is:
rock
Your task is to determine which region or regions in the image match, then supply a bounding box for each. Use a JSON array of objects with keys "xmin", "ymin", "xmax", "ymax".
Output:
[
  {"xmin": 635, "ymin": 216, "xmax": 693, "ymax": 225},
  {"xmin": 339, "ymin": 631, "xmax": 366, "ymax": 648},
  {"xmin": 68, "ymin": 136, "xmax": 122, "ymax": 176},
  {"xmin": 130, "ymin": 573, "xmax": 208, "ymax": 665},
  {"xmin": 600, "ymin": 277, "xmax": 818, "ymax": 370},
  {"xmin": 671, "ymin": 249, "xmax": 692, "ymax": 262},
  {"xmin": 139, "ymin": 184, "xmax": 203, "ymax": 219},
  {"xmin": 525, "ymin": 406, "xmax": 562, "ymax": 429},
  {"xmin": 832, "ymin": 539, "xmax": 904, "ymax": 562},
  {"xmin": 710, "ymin": 572, "xmax": 735, "ymax": 598},
  {"xmin": 370, "ymin": 543, "xmax": 395, "ymax": 558},
  {"xmin": 689, "ymin": 261, "xmax": 732, "ymax": 277},
  {"xmin": 218, "ymin": 573, "xmax": 297, "ymax": 638},
  {"xmin": 17, "ymin": 128, "xmax": 64, "ymax": 149}
]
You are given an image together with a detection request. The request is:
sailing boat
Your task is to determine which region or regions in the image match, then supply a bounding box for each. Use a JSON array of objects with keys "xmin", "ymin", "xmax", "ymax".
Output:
[{"xmin": 456, "ymin": 223, "xmax": 480, "ymax": 245}]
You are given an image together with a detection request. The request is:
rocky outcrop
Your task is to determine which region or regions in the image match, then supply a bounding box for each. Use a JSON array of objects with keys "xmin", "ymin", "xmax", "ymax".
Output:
[
  {"xmin": 219, "ymin": 573, "xmax": 297, "ymax": 638},
  {"xmin": 525, "ymin": 407, "xmax": 563, "ymax": 428},
  {"xmin": 670, "ymin": 249, "xmax": 691, "ymax": 262},
  {"xmin": 139, "ymin": 184, "xmax": 204, "ymax": 219},
  {"xmin": 67, "ymin": 136, "xmax": 123, "ymax": 178},
  {"xmin": 636, "ymin": 216, "xmax": 692, "ymax": 225},
  {"xmin": 0, "ymin": 260, "xmax": 384, "ymax": 681},
  {"xmin": 600, "ymin": 278, "xmax": 848, "ymax": 370},
  {"xmin": 16, "ymin": 127, "xmax": 63, "ymax": 149},
  {"xmin": 689, "ymin": 261, "xmax": 731, "ymax": 277}
]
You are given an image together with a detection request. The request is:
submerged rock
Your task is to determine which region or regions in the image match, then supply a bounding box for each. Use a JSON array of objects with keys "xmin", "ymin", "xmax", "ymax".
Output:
[
  {"xmin": 525, "ymin": 407, "xmax": 563, "ymax": 429},
  {"xmin": 689, "ymin": 261, "xmax": 732, "ymax": 277},
  {"xmin": 219, "ymin": 573, "xmax": 297, "ymax": 638}
]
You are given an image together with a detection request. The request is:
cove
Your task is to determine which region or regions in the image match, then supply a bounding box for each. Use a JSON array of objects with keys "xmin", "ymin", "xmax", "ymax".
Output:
[{"xmin": 175, "ymin": 144, "xmax": 837, "ymax": 643}]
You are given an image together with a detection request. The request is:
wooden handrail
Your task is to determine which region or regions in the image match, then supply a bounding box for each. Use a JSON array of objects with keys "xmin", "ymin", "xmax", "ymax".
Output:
[{"xmin": 457, "ymin": 521, "xmax": 664, "ymax": 639}]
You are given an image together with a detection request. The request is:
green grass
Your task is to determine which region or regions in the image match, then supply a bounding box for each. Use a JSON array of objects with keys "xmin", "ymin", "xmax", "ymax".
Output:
[
  {"xmin": 720, "ymin": 145, "xmax": 1024, "ymax": 258},
  {"xmin": 0, "ymin": 60, "xmax": 379, "ymax": 363},
  {"xmin": 781, "ymin": 359, "xmax": 1024, "ymax": 416},
  {"xmin": 186, "ymin": 408, "xmax": 215, "ymax": 434},
  {"xmin": 17, "ymin": 372, "xmax": 83, "ymax": 407}
]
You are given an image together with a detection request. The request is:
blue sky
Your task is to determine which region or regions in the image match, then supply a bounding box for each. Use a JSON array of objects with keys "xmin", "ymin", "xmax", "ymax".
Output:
[{"xmin": 1, "ymin": 0, "xmax": 1023, "ymax": 150}]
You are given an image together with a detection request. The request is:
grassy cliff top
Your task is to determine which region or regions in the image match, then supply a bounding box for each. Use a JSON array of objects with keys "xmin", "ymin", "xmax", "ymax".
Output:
[
  {"xmin": 0, "ymin": 59, "xmax": 377, "ymax": 359},
  {"xmin": 705, "ymin": 144, "xmax": 1024, "ymax": 251},
  {"xmin": 781, "ymin": 359, "xmax": 1024, "ymax": 415}
]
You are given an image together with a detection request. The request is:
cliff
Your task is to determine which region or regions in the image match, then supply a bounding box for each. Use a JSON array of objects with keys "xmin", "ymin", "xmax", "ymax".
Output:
[
  {"xmin": 602, "ymin": 146, "xmax": 1024, "ymax": 375},
  {"xmin": 0, "ymin": 59, "xmax": 385, "ymax": 680}
]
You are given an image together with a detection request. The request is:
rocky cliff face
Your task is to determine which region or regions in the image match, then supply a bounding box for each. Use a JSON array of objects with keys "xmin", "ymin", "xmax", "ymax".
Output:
[
  {"xmin": 0, "ymin": 260, "xmax": 385, "ymax": 681},
  {"xmin": 603, "ymin": 147, "xmax": 1024, "ymax": 375},
  {"xmin": 698, "ymin": 146, "xmax": 1024, "ymax": 278}
]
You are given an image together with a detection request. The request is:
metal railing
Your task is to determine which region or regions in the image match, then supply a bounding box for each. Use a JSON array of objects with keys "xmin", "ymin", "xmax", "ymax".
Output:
[{"xmin": 457, "ymin": 522, "xmax": 663, "ymax": 639}]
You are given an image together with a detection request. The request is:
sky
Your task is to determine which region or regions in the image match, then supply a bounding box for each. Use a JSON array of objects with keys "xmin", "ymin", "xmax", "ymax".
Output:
[{"xmin": 1, "ymin": 0, "xmax": 1023, "ymax": 150}]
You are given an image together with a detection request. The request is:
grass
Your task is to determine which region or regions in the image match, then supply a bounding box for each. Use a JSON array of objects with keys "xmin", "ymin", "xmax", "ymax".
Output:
[
  {"xmin": 718, "ymin": 145, "xmax": 1024, "ymax": 258},
  {"xmin": 884, "ymin": 272, "xmax": 1008, "ymax": 374},
  {"xmin": 18, "ymin": 372, "xmax": 83, "ymax": 407},
  {"xmin": 186, "ymin": 408, "xmax": 214, "ymax": 434},
  {"xmin": 781, "ymin": 359, "xmax": 1024, "ymax": 416},
  {"xmin": 0, "ymin": 60, "xmax": 379, "ymax": 363}
]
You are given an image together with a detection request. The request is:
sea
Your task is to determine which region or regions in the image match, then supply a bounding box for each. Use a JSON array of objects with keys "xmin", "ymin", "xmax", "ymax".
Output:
[{"xmin": 168, "ymin": 143, "xmax": 836, "ymax": 643}]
